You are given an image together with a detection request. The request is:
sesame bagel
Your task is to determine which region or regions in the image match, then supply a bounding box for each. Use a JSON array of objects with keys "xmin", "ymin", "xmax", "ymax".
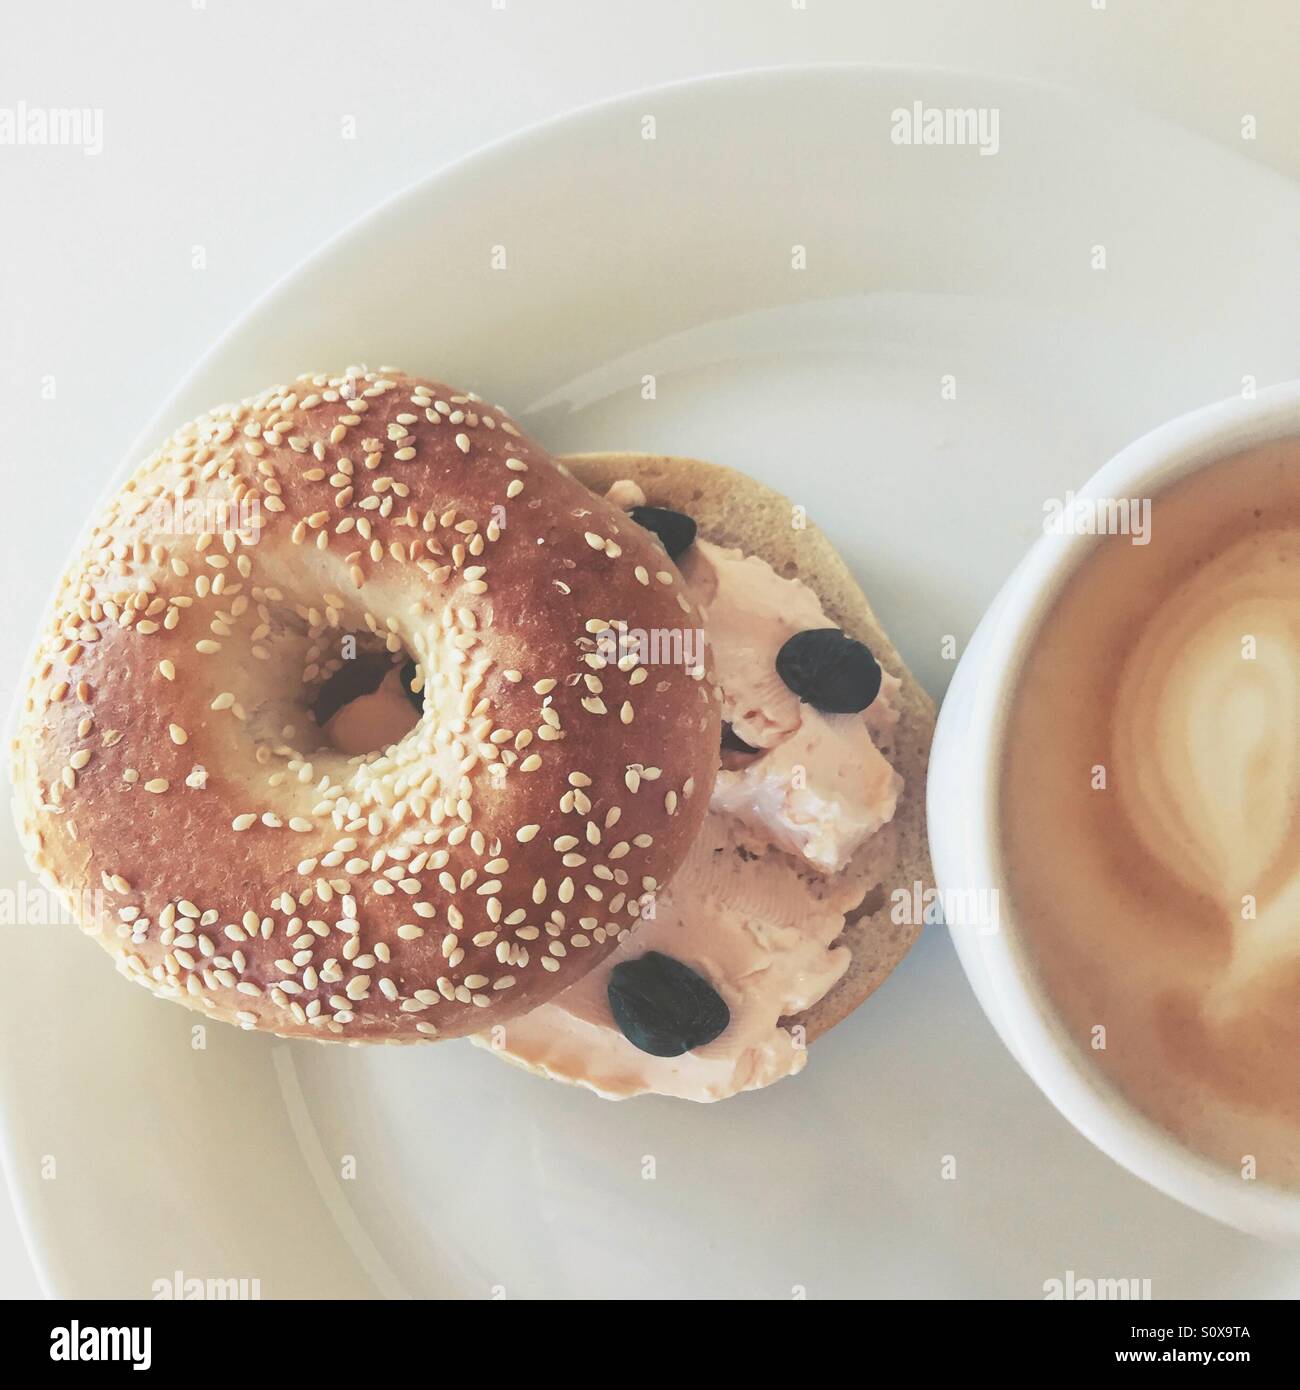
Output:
[{"xmin": 10, "ymin": 370, "xmax": 720, "ymax": 1041}]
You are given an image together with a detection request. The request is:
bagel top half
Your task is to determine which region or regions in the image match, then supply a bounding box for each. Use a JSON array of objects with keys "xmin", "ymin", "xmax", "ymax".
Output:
[{"xmin": 11, "ymin": 369, "xmax": 721, "ymax": 1041}]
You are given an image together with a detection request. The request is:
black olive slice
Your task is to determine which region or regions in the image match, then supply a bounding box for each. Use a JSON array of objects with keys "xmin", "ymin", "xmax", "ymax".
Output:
[
  {"xmin": 775, "ymin": 628, "xmax": 882, "ymax": 714},
  {"xmin": 628, "ymin": 505, "xmax": 697, "ymax": 561},
  {"xmin": 607, "ymin": 951, "xmax": 730, "ymax": 1057}
]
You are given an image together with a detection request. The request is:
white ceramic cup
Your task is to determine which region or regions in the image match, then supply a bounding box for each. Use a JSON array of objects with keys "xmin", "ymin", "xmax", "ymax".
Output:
[{"xmin": 928, "ymin": 380, "xmax": 1300, "ymax": 1241}]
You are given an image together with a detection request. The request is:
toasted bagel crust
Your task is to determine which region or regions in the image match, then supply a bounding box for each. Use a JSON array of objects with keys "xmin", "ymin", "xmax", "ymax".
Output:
[{"xmin": 10, "ymin": 372, "xmax": 719, "ymax": 1040}]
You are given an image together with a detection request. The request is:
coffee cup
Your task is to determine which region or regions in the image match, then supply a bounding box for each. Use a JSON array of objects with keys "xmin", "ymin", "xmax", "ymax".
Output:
[{"xmin": 928, "ymin": 381, "xmax": 1300, "ymax": 1241}]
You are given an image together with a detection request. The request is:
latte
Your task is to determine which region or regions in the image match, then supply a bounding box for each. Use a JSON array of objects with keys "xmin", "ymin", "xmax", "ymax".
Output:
[{"xmin": 1001, "ymin": 440, "xmax": 1300, "ymax": 1186}]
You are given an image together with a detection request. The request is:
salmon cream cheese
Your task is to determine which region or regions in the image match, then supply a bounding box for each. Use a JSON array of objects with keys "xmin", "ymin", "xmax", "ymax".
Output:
[{"xmin": 474, "ymin": 481, "xmax": 904, "ymax": 1101}]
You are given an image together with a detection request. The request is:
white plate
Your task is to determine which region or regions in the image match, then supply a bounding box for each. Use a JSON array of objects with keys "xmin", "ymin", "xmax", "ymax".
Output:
[{"xmin": 6, "ymin": 66, "xmax": 1300, "ymax": 1298}]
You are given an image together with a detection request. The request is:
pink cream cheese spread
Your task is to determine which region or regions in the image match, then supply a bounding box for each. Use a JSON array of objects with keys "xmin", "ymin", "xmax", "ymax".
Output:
[{"xmin": 473, "ymin": 481, "xmax": 904, "ymax": 1101}]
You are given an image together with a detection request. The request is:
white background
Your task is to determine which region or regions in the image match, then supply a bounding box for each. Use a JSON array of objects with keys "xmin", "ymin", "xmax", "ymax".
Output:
[{"xmin": 1, "ymin": 0, "xmax": 1297, "ymax": 1298}]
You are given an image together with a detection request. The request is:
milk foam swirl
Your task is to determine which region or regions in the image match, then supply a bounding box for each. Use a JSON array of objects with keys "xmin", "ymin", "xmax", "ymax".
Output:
[{"xmin": 1113, "ymin": 534, "xmax": 1300, "ymax": 1006}]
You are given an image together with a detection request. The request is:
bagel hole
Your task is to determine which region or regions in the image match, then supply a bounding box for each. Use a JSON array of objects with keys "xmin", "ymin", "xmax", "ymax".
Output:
[{"xmin": 311, "ymin": 645, "xmax": 422, "ymax": 755}]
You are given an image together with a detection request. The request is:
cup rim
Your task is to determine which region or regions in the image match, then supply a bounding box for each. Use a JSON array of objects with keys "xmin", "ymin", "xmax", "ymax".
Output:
[{"xmin": 956, "ymin": 379, "xmax": 1300, "ymax": 1238}]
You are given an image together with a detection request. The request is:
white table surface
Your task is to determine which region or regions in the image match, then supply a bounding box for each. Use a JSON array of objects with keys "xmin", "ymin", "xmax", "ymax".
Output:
[{"xmin": 2, "ymin": 0, "xmax": 1297, "ymax": 1299}]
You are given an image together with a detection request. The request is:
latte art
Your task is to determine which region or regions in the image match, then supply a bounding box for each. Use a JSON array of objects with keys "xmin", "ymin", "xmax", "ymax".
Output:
[
  {"xmin": 1002, "ymin": 442, "xmax": 1300, "ymax": 1188},
  {"xmin": 1114, "ymin": 539, "xmax": 1300, "ymax": 911}
]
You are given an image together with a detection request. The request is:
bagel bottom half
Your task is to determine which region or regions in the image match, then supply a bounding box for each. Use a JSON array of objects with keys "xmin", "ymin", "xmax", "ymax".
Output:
[{"xmin": 556, "ymin": 452, "xmax": 936, "ymax": 1048}]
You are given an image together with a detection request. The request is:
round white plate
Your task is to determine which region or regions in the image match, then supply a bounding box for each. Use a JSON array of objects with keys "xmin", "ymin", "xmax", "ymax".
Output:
[{"xmin": 6, "ymin": 66, "xmax": 1300, "ymax": 1298}]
